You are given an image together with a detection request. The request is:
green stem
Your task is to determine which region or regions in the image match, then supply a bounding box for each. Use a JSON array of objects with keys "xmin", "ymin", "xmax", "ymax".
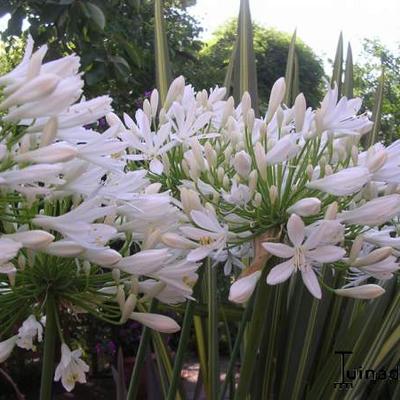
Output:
[
  {"xmin": 166, "ymin": 265, "xmax": 204, "ymax": 400},
  {"xmin": 234, "ymin": 267, "xmax": 271, "ymax": 400},
  {"xmin": 219, "ymin": 294, "xmax": 254, "ymax": 400},
  {"xmin": 166, "ymin": 300, "xmax": 195, "ymax": 400},
  {"xmin": 126, "ymin": 299, "xmax": 158, "ymax": 400},
  {"xmin": 207, "ymin": 259, "xmax": 219, "ymax": 399},
  {"xmin": 40, "ymin": 295, "xmax": 57, "ymax": 400}
]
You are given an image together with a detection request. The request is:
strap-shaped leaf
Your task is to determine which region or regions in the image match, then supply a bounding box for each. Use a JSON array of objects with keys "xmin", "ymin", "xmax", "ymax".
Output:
[
  {"xmin": 223, "ymin": 37, "xmax": 238, "ymax": 96},
  {"xmin": 284, "ymin": 29, "xmax": 297, "ymax": 106},
  {"xmin": 343, "ymin": 42, "xmax": 353, "ymax": 98},
  {"xmin": 291, "ymin": 51, "xmax": 300, "ymax": 101},
  {"xmin": 154, "ymin": 0, "xmax": 172, "ymax": 105},
  {"xmin": 232, "ymin": 0, "xmax": 259, "ymax": 114},
  {"xmin": 331, "ymin": 32, "xmax": 343, "ymax": 96},
  {"xmin": 368, "ymin": 67, "xmax": 385, "ymax": 146}
]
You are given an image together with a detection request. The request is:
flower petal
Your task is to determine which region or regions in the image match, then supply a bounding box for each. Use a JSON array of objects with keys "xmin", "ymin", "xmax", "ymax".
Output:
[
  {"xmin": 262, "ymin": 242, "xmax": 294, "ymax": 258},
  {"xmin": 287, "ymin": 214, "xmax": 305, "ymax": 246},
  {"xmin": 301, "ymin": 268, "xmax": 322, "ymax": 299},
  {"xmin": 307, "ymin": 246, "xmax": 345, "ymax": 263},
  {"xmin": 266, "ymin": 259, "xmax": 295, "ymax": 285}
]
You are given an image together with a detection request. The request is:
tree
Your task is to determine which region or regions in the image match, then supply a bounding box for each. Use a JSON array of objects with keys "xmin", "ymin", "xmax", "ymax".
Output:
[
  {"xmin": 186, "ymin": 20, "xmax": 325, "ymax": 110},
  {"xmin": 354, "ymin": 39, "xmax": 400, "ymax": 144},
  {"xmin": 0, "ymin": 0, "xmax": 202, "ymax": 113}
]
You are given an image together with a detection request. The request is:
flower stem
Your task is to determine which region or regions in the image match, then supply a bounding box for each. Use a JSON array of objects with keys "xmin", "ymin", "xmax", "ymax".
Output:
[
  {"xmin": 126, "ymin": 299, "xmax": 157, "ymax": 400},
  {"xmin": 39, "ymin": 294, "xmax": 57, "ymax": 400},
  {"xmin": 207, "ymin": 259, "xmax": 219, "ymax": 399}
]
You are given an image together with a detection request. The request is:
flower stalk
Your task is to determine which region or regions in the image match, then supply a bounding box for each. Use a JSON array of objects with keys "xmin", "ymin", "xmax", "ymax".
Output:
[{"xmin": 39, "ymin": 294, "xmax": 57, "ymax": 400}]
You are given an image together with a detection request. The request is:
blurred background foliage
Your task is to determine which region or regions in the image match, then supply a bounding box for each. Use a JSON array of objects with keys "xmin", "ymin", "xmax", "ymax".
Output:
[
  {"xmin": 1, "ymin": 0, "xmax": 323, "ymax": 113},
  {"xmin": 354, "ymin": 38, "xmax": 400, "ymax": 144}
]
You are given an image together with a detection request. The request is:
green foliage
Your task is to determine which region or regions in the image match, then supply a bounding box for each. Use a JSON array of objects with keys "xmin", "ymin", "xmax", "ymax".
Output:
[
  {"xmin": 0, "ymin": 37, "xmax": 24, "ymax": 76},
  {"xmin": 354, "ymin": 39, "xmax": 400, "ymax": 144},
  {"xmin": 1, "ymin": 0, "xmax": 203, "ymax": 113},
  {"xmin": 187, "ymin": 20, "xmax": 325, "ymax": 110}
]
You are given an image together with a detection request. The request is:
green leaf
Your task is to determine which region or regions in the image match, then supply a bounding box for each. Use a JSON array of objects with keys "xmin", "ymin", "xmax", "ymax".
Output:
[
  {"xmin": 86, "ymin": 2, "xmax": 106, "ymax": 30},
  {"xmin": 331, "ymin": 32, "xmax": 343, "ymax": 96},
  {"xmin": 367, "ymin": 67, "xmax": 385, "ymax": 147},
  {"xmin": 284, "ymin": 29, "xmax": 297, "ymax": 106},
  {"xmin": 343, "ymin": 43, "xmax": 354, "ymax": 98},
  {"xmin": 232, "ymin": 0, "xmax": 259, "ymax": 115},
  {"xmin": 154, "ymin": 0, "xmax": 172, "ymax": 105}
]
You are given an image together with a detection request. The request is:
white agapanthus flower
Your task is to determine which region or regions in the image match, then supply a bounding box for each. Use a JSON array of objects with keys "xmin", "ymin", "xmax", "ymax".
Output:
[
  {"xmin": 54, "ymin": 344, "xmax": 90, "ymax": 392},
  {"xmin": 262, "ymin": 214, "xmax": 345, "ymax": 299},
  {"xmin": 16, "ymin": 315, "xmax": 43, "ymax": 351}
]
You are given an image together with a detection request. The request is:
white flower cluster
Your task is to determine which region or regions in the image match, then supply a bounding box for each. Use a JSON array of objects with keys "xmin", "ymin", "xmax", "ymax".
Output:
[
  {"xmin": 1, "ymin": 38, "xmax": 400, "ymax": 392},
  {"xmin": 0, "ymin": 39, "xmax": 197, "ymax": 391},
  {"xmin": 108, "ymin": 73, "xmax": 400, "ymax": 304}
]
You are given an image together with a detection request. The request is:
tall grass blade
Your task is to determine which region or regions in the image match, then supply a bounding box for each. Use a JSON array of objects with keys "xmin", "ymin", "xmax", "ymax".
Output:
[{"xmin": 154, "ymin": 0, "xmax": 172, "ymax": 104}]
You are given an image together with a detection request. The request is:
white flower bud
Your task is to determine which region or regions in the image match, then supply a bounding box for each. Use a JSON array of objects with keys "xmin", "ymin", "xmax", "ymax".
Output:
[
  {"xmin": 276, "ymin": 107, "xmax": 284, "ymax": 129},
  {"xmin": 269, "ymin": 185, "xmax": 278, "ymax": 205},
  {"xmin": 3, "ymin": 230, "xmax": 54, "ymax": 250},
  {"xmin": 217, "ymin": 166, "xmax": 225, "ymax": 182},
  {"xmin": 221, "ymin": 96, "xmax": 234, "ymax": 127},
  {"xmin": 143, "ymin": 99, "xmax": 152, "ymax": 120},
  {"xmin": 349, "ymin": 236, "xmax": 364, "ymax": 262},
  {"xmin": 253, "ymin": 192, "xmax": 262, "ymax": 207},
  {"xmin": 116, "ymin": 285, "xmax": 125, "ymax": 311},
  {"xmin": 335, "ymin": 284, "xmax": 385, "ymax": 299},
  {"xmin": 228, "ymin": 271, "xmax": 261, "ymax": 303},
  {"xmin": 233, "ymin": 151, "xmax": 252, "ymax": 178},
  {"xmin": 287, "ymin": 197, "xmax": 321, "ymax": 217},
  {"xmin": 180, "ymin": 187, "xmax": 202, "ymax": 215},
  {"xmin": 306, "ymin": 164, "xmax": 314, "ymax": 180},
  {"xmin": 254, "ymin": 142, "xmax": 267, "ymax": 180},
  {"xmin": 150, "ymin": 89, "xmax": 159, "ymax": 117},
  {"xmin": 266, "ymin": 77, "xmax": 286, "ymax": 123},
  {"xmin": 112, "ymin": 269, "xmax": 120, "ymax": 284},
  {"xmin": 0, "ymin": 73, "xmax": 61, "ymax": 110},
  {"xmin": 248, "ymin": 170, "xmax": 258, "ymax": 193},
  {"xmin": 241, "ymin": 92, "xmax": 251, "ymax": 119},
  {"xmin": 164, "ymin": 76, "xmax": 185, "ymax": 110},
  {"xmin": 294, "ymin": 93, "xmax": 306, "ymax": 132},
  {"xmin": 130, "ymin": 312, "xmax": 181, "ymax": 333},
  {"xmin": 121, "ymin": 293, "xmax": 137, "ymax": 323},
  {"xmin": 204, "ymin": 142, "xmax": 217, "ymax": 167},
  {"xmin": 246, "ymin": 109, "xmax": 255, "ymax": 132},
  {"xmin": 325, "ymin": 202, "xmax": 338, "ymax": 220},
  {"xmin": 223, "ymin": 175, "xmax": 230, "ymax": 189},
  {"xmin": 352, "ymin": 247, "xmax": 393, "ymax": 268},
  {"xmin": 40, "ymin": 117, "xmax": 58, "ymax": 147},
  {"xmin": 14, "ymin": 142, "xmax": 78, "ymax": 164}
]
